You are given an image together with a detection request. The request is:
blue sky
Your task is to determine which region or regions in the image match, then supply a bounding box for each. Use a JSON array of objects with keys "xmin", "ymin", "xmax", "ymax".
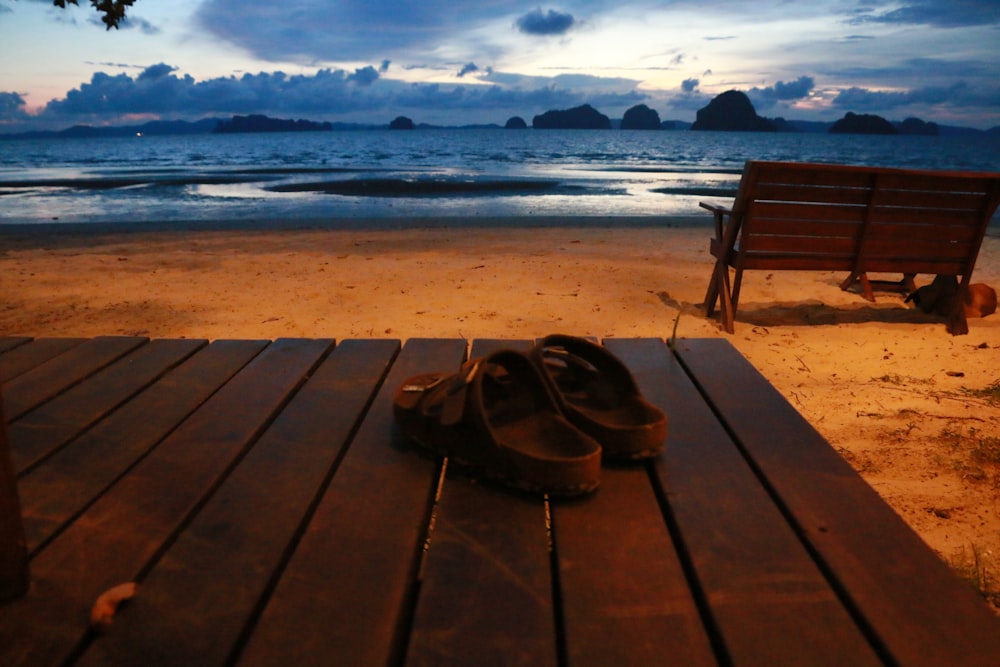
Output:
[{"xmin": 2, "ymin": 0, "xmax": 999, "ymax": 132}]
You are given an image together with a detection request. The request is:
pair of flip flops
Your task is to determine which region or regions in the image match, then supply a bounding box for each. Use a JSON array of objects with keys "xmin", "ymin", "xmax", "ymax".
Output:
[{"xmin": 393, "ymin": 335, "xmax": 667, "ymax": 497}]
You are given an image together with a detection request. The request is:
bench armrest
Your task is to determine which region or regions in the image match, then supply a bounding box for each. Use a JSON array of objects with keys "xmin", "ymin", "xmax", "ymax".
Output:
[{"xmin": 699, "ymin": 202, "xmax": 733, "ymax": 239}]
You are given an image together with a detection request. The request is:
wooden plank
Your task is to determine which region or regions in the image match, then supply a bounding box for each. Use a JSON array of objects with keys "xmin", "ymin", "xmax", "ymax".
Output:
[
  {"xmin": 674, "ymin": 338, "xmax": 1000, "ymax": 667},
  {"xmin": 238, "ymin": 338, "xmax": 467, "ymax": 667},
  {"xmin": 8, "ymin": 338, "xmax": 206, "ymax": 475},
  {"xmin": 77, "ymin": 339, "xmax": 399, "ymax": 667},
  {"xmin": 555, "ymin": 339, "xmax": 717, "ymax": 667},
  {"xmin": 874, "ymin": 189, "xmax": 990, "ymax": 210},
  {"xmin": 0, "ymin": 397, "xmax": 28, "ymax": 602},
  {"xmin": 877, "ymin": 171, "xmax": 998, "ymax": 194},
  {"xmin": 0, "ymin": 337, "xmax": 32, "ymax": 355},
  {"xmin": 743, "ymin": 215, "xmax": 865, "ymax": 237},
  {"xmin": 17, "ymin": 339, "xmax": 268, "ymax": 552},
  {"xmin": 861, "ymin": 238, "xmax": 973, "ymax": 260},
  {"xmin": 866, "ymin": 220, "xmax": 981, "ymax": 242},
  {"xmin": 739, "ymin": 255, "xmax": 856, "ymax": 272},
  {"xmin": 407, "ymin": 477, "xmax": 555, "ymax": 667},
  {"xmin": 753, "ymin": 183, "xmax": 873, "ymax": 206},
  {"xmin": 0, "ymin": 337, "xmax": 87, "ymax": 385},
  {"xmin": 405, "ymin": 338, "xmax": 561, "ymax": 667},
  {"xmin": 0, "ymin": 338, "xmax": 331, "ymax": 667},
  {"xmin": 630, "ymin": 338, "xmax": 882, "ymax": 666},
  {"xmin": 743, "ymin": 235, "xmax": 857, "ymax": 255},
  {"xmin": 1, "ymin": 336, "xmax": 147, "ymax": 421},
  {"xmin": 861, "ymin": 258, "xmax": 966, "ymax": 276},
  {"xmin": 752, "ymin": 162, "xmax": 877, "ymax": 189}
]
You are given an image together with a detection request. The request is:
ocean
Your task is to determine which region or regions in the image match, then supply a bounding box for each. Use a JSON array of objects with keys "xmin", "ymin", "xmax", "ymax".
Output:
[{"xmin": 1, "ymin": 129, "xmax": 999, "ymax": 227}]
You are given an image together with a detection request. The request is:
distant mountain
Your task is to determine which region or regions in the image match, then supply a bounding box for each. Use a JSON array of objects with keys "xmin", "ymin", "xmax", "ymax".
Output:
[
  {"xmin": 829, "ymin": 112, "xmax": 897, "ymax": 135},
  {"xmin": 621, "ymin": 104, "xmax": 661, "ymax": 130},
  {"xmin": 0, "ymin": 108, "xmax": 994, "ymax": 139},
  {"xmin": 213, "ymin": 114, "xmax": 332, "ymax": 133},
  {"xmin": 2, "ymin": 118, "xmax": 222, "ymax": 139},
  {"xmin": 533, "ymin": 104, "xmax": 611, "ymax": 129},
  {"xmin": 691, "ymin": 90, "xmax": 775, "ymax": 132}
]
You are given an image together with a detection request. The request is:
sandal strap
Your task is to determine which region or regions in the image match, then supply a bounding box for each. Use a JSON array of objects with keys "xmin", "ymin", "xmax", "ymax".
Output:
[{"xmin": 439, "ymin": 359, "xmax": 480, "ymax": 426}]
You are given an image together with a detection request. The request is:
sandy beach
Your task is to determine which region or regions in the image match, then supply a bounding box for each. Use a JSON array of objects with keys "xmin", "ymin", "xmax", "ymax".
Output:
[{"xmin": 2, "ymin": 219, "xmax": 999, "ymax": 610}]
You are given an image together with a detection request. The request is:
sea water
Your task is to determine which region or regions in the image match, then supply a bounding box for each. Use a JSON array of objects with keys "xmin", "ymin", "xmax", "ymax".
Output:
[{"xmin": 1, "ymin": 129, "xmax": 998, "ymax": 227}]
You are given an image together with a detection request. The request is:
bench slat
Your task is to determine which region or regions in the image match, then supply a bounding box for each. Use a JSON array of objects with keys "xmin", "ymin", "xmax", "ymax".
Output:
[{"xmin": 675, "ymin": 338, "xmax": 1000, "ymax": 667}]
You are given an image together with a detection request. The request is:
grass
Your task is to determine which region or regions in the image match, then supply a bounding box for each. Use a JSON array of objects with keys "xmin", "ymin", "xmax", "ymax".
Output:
[
  {"xmin": 961, "ymin": 379, "xmax": 1000, "ymax": 405},
  {"xmin": 938, "ymin": 426, "xmax": 1000, "ymax": 487},
  {"xmin": 947, "ymin": 544, "xmax": 999, "ymax": 609}
]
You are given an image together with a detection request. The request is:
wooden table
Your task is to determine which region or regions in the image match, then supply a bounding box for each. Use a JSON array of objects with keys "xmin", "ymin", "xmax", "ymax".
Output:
[{"xmin": 1, "ymin": 336, "xmax": 997, "ymax": 666}]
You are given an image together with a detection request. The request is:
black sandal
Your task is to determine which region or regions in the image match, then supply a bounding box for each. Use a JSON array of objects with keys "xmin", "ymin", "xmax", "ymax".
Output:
[
  {"xmin": 530, "ymin": 335, "xmax": 667, "ymax": 460},
  {"xmin": 393, "ymin": 349, "xmax": 602, "ymax": 496}
]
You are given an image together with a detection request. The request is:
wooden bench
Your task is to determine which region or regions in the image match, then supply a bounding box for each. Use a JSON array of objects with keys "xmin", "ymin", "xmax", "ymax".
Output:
[
  {"xmin": 702, "ymin": 161, "xmax": 1000, "ymax": 334},
  {"xmin": 2, "ymin": 336, "xmax": 999, "ymax": 665}
]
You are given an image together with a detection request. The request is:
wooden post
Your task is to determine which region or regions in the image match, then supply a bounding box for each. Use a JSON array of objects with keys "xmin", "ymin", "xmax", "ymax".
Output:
[{"xmin": 0, "ymin": 389, "xmax": 29, "ymax": 601}]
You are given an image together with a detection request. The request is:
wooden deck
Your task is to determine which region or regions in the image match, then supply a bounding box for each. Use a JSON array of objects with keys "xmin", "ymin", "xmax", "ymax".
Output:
[{"xmin": 1, "ymin": 336, "xmax": 998, "ymax": 666}]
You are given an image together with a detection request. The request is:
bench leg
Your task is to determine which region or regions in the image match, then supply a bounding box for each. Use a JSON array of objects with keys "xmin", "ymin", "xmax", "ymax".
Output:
[
  {"xmin": 0, "ymin": 394, "xmax": 30, "ymax": 601},
  {"xmin": 703, "ymin": 257, "xmax": 736, "ymax": 333}
]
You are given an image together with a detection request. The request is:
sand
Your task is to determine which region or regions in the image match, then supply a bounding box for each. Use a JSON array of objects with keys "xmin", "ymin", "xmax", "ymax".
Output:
[{"xmin": 2, "ymin": 220, "xmax": 999, "ymax": 609}]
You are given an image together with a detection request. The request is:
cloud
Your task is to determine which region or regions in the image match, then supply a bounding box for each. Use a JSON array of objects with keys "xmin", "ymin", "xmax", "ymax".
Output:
[
  {"xmin": 750, "ymin": 75, "xmax": 815, "ymax": 101},
  {"xmin": 681, "ymin": 78, "xmax": 699, "ymax": 93},
  {"xmin": 0, "ymin": 92, "xmax": 30, "ymax": 121},
  {"xmin": 137, "ymin": 63, "xmax": 177, "ymax": 81},
  {"xmin": 348, "ymin": 66, "xmax": 380, "ymax": 86},
  {"xmin": 194, "ymin": 0, "xmax": 526, "ymax": 62},
  {"xmin": 849, "ymin": 0, "xmax": 1000, "ymax": 28},
  {"xmin": 38, "ymin": 63, "xmax": 389, "ymax": 119},
  {"xmin": 457, "ymin": 63, "xmax": 479, "ymax": 78},
  {"xmin": 24, "ymin": 61, "xmax": 652, "ymax": 128},
  {"xmin": 832, "ymin": 81, "xmax": 1000, "ymax": 112},
  {"xmin": 515, "ymin": 8, "xmax": 576, "ymax": 36}
]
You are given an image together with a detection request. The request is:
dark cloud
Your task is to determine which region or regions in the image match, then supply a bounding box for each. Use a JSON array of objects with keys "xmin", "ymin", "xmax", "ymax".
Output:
[
  {"xmin": 833, "ymin": 81, "xmax": 1000, "ymax": 111},
  {"xmin": 751, "ymin": 76, "xmax": 815, "ymax": 101},
  {"xmin": 457, "ymin": 63, "xmax": 479, "ymax": 78},
  {"xmin": 348, "ymin": 66, "xmax": 380, "ymax": 86},
  {"xmin": 515, "ymin": 8, "xmax": 576, "ymax": 36},
  {"xmin": 38, "ymin": 64, "xmax": 387, "ymax": 119},
  {"xmin": 137, "ymin": 63, "xmax": 177, "ymax": 81},
  {"xmin": 25, "ymin": 62, "xmax": 649, "ymax": 127},
  {"xmin": 681, "ymin": 78, "xmax": 699, "ymax": 93},
  {"xmin": 0, "ymin": 92, "xmax": 30, "ymax": 121},
  {"xmin": 849, "ymin": 0, "xmax": 1000, "ymax": 28},
  {"xmin": 194, "ymin": 0, "xmax": 520, "ymax": 62}
]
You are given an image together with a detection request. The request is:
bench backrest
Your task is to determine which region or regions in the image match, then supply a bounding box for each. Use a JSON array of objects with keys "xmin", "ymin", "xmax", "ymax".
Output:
[{"xmin": 731, "ymin": 161, "xmax": 1000, "ymax": 277}]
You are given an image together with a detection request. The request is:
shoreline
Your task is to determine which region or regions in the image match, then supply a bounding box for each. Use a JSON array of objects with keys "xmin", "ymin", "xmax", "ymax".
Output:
[
  {"xmin": 2, "ymin": 222, "xmax": 999, "ymax": 610},
  {"xmin": 0, "ymin": 215, "xmax": 711, "ymax": 236}
]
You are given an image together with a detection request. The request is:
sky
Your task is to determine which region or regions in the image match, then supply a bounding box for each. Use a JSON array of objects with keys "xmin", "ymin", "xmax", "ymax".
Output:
[{"xmin": 1, "ymin": 0, "xmax": 999, "ymax": 133}]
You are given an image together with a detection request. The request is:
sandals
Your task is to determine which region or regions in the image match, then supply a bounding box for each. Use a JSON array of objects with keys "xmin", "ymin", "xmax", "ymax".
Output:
[
  {"xmin": 393, "ymin": 349, "xmax": 602, "ymax": 497},
  {"xmin": 530, "ymin": 335, "xmax": 667, "ymax": 461},
  {"xmin": 393, "ymin": 337, "xmax": 667, "ymax": 496}
]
